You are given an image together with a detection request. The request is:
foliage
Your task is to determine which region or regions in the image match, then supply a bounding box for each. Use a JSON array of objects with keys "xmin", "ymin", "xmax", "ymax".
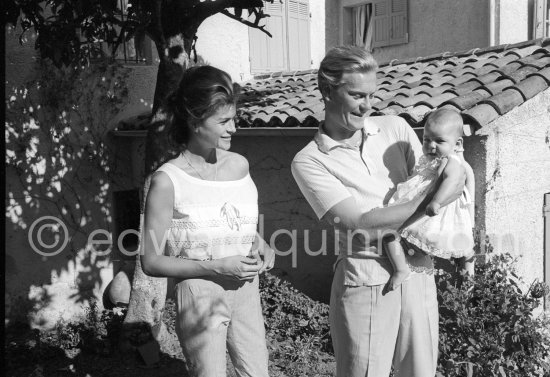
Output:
[
  {"xmin": 5, "ymin": 0, "xmax": 274, "ymax": 68},
  {"xmin": 437, "ymin": 253, "xmax": 550, "ymax": 377},
  {"xmin": 7, "ymin": 259, "xmax": 549, "ymax": 376},
  {"xmin": 259, "ymin": 273, "xmax": 335, "ymax": 376},
  {"xmin": 44, "ymin": 301, "xmax": 126, "ymax": 355}
]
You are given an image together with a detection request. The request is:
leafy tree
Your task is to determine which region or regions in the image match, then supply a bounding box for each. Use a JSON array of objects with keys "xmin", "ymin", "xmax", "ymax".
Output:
[{"xmin": 6, "ymin": 0, "xmax": 277, "ymax": 356}]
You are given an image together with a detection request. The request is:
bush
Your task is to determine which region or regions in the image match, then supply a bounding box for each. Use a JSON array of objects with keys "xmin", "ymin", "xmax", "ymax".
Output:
[
  {"xmin": 437, "ymin": 253, "xmax": 550, "ymax": 377},
  {"xmin": 259, "ymin": 273, "xmax": 334, "ymax": 376}
]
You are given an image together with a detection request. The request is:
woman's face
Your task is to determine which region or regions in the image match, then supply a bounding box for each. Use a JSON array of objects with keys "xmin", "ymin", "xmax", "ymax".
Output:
[
  {"xmin": 194, "ymin": 105, "xmax": 237, "ymax": 150},
  {"xmin": 324, "ymin": 71, "xmax": 377, "ymax": 133}
]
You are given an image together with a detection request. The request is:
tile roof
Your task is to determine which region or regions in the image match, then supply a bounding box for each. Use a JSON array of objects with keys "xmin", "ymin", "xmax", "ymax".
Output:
[{"xmin": 236, "ymin": 38, "xmax": 550, "ymax": 133}]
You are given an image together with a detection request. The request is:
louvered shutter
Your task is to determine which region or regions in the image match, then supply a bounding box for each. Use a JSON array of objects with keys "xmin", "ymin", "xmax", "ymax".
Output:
[
  {"xmin": 371, "ymin": 0, "xmax": 390, "ymax": 48},
  {"xmin": 287, "ymin": 0, "xmax": 311, "ymax": 70},
  {"xmin": 389, "ymin": 0, "xmax": 408, "ymax": 45},
  {"xmin": 249, "ymin": 1, "xmax": 287, "ymax": 73},
  {"xmin": 371, "ymin": 0, "xmax": 408, "ymax": 48}
]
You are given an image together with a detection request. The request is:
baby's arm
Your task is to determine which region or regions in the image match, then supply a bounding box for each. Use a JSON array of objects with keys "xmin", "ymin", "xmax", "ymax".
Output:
[{"xmin": 425, "ymin": 157, "xmax": 466, "ymax": 216}]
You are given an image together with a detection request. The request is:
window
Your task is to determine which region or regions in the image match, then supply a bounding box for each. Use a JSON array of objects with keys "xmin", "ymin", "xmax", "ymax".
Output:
[
  {"xmin": 344, "ymin": 0, "xmax": 408, "ymax": 50},
  {"xmin": 249, "ymin": 0, "xmax": 311, "ymax": 73},
  {"xmin": 533, "ymin": 0, "xmax": 550, "ymax": 38}
]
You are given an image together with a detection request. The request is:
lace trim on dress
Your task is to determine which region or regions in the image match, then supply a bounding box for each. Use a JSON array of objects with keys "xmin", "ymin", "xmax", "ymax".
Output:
[
  {"xmin": 406, "ymin": 262, "xmax": 435, "ymax": 275},
  {"xmin": 167, "ymin": 234, "xmax": 256, "ymax": 250},
  {"xmin": 401, "ymin": 229, "xmax": 475, "ymax": 259},
  {"xmin": 171, "ymin": 217, "xmax": 258, "ymax": 230}
]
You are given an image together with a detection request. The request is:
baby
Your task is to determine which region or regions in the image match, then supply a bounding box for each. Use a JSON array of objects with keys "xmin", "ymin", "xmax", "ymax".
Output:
[{"xmin": 385, "ymin": 108, "xmax": 476, "ymax": 290}]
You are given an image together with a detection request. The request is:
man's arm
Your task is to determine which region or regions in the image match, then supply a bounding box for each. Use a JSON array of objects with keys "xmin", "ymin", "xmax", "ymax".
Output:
[{"xmin": 323, "ymin": 194, "xmax": 425, "ymax": 236}]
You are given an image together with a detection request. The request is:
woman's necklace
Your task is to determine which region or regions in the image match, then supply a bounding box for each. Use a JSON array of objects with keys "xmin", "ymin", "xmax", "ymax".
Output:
[{"xmin": 181, "ymin": 151, "xmax": 218, "ymax": 181}]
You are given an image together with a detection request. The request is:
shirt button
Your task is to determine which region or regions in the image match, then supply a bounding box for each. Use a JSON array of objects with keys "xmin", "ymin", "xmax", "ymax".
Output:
[{"xmin": 408, "ymin": 249, "xmax": 415, "ymax": 256}]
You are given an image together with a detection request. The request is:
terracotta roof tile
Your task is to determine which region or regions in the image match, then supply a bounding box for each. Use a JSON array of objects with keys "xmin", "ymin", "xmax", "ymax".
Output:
[
  {"xmin": 531, "ymin": 67, "xmax": 550, "ymax": 83},
  {"xmin": 506, "ymin": 65, "xmax": 540, "ymax": 83},
  {"xmin": 471, "ymin": 71, "xmax": 503, "ymax": 85},
  {"xmin": 238, "ymin": 38, "xmax": 550, "ymax": 131},
  {"xmin": 463, "ymin": 104, "xmax": 501, "ymax": 129},
  {"xmin": 441, "ymin": 89, "xmax": 492, "ymax": 111},
  {"xmin": 390, "ymin": 93, "xmax": 430, "ymax": 108},
  {"xmin": 508, "ymin": 75, "xmax": 549, "ymax": 100},
  {"xmin": 445, "ymin": 72, "xmax": 477, "ymax": 86},
  {"xmin": 479, "ymin": 89, "xmax": 527, "ymax": 115},
  {"xmin": 481, "ymin": 78, "xmax": 515, "ymax": 95},
  {"xmin": 416, "ymin": 92, "xmax": 456, "ymax": 108},
  {"xmin": 448, "ymin": 80, "xmax": 483, "ymax": 96}
]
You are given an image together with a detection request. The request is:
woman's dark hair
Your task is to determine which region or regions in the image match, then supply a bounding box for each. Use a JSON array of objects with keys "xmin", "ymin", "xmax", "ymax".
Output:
[{"xmin": 166, "ymin": 65, "xmax": 240, "ymax": 150}]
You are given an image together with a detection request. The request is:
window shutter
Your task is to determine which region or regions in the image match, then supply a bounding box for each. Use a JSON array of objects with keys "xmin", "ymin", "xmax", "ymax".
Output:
[
  {"xmin": 371, "ymin": 0, "xmax": 390, "ymax": 48},
  {"xmin": 287, "ymin": 0, "xmax": 311, "ymax": 70},
  {"xmin": 249, "ymin": 1, "xmax": 287, "ymax": 73},
  {"xmin": 389, "ymin": 0, "xmax": 408, "ymax": 45},
  {"xmin": 371, "ymin": 0, "xmax": 408, "ymax": 48}
]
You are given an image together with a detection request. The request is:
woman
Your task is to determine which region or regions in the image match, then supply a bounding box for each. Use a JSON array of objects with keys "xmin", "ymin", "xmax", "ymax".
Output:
[
  {"xmin": 291, "ymin": 46, "xmax": 463, "ymax": 377},
  {"xmin": 140, "ymin": 65, "xmax": 273, "ymax": 377}
]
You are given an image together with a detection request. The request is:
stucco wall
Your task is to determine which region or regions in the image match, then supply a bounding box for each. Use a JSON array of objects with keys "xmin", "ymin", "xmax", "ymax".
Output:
[
  {"xmin": 5, "ymin": 27, "xmax": 145, "ymax": 328},
  {"xmin": 477, "ymin": 89, "xmax": 550, "ymax": 285},
  {"xmin": 232, "ymin": 131, "xmax": 336, "ymax": 302},
  {"xmin": 195, "ymin": 13, "xmax": 252, "ymax": 82},
  {"xmin": 338, "ymin": 0, "xmax": 490, "ymax": 64},
  {"xmin": 310, "ymin": 0, "xmax": 327, "ymax": 68}
]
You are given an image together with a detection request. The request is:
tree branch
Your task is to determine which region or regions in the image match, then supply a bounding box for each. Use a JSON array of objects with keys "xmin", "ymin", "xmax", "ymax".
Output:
[{"xmin": 219, "ymin": 9, "xmax": 272, "ymax": 38}]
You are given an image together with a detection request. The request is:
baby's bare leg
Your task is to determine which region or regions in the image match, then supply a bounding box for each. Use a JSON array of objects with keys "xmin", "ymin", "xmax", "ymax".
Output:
[
  {"xmin": 460, "ymin": 255, "xmax": 475, "ymax": 277},
  {"xmin": 384, "ymin": 237, "xmax": 411, "ymax": 290}
]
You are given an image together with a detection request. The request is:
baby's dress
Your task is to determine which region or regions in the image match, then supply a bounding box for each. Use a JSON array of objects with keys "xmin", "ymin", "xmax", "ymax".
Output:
[{"xmin": 389, "ymin": 154, "xmax": 474, "ymax": 259}]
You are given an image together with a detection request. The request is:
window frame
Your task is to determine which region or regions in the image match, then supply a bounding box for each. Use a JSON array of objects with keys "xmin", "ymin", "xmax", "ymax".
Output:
[{"xmin": 343, "ymin": 0, "xmax": 409, "ymax": 49}]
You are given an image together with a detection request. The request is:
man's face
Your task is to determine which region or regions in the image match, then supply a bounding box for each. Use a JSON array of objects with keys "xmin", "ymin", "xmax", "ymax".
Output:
[{"xmin": 324, "ymin": 71, "xmax": 377, "ymax": 133}]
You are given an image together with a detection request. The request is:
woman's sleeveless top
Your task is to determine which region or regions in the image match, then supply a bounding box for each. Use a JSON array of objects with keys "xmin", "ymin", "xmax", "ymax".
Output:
[{"xmin": 156, "ymin": 162, "xmax": 258, "ymax": 261}]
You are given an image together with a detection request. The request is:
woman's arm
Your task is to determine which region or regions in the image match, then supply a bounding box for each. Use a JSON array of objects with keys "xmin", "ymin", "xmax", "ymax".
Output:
[
  {"xmin": 140, "ymin": 172, "xmax": 261, "ymax": 280},
  {"xmin": 425, "ymin": 157, "xmax": 466, "ymax": 216}
]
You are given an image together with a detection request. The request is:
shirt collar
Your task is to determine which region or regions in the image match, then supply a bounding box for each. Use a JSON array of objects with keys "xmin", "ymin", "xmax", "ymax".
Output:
[{"xmin": 315, "ymin": 119, "xmax": 380, "ymax": 154}]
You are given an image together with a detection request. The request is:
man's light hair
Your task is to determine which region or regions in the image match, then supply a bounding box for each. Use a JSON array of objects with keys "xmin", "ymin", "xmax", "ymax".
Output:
[{"xmin": 318, "ymin": 46, "xmax": 378, "ymax": 97}]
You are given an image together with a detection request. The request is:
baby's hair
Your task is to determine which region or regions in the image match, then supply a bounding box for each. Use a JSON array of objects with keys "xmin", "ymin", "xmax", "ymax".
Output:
[{"xmin": 425, "ymin": 108, "xmax": 464, "ymax": 139}]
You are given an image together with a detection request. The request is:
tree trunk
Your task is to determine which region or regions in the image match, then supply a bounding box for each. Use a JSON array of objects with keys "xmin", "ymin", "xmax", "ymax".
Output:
[{"xmin": 122, "ymin": 33, "xmax": 192, "ymax": 357}]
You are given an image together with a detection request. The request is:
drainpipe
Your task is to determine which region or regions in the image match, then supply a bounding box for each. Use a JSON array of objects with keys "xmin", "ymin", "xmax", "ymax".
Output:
[{"xmin": 489, "ymin": 0, "xmax": 498, "ymax": 46}]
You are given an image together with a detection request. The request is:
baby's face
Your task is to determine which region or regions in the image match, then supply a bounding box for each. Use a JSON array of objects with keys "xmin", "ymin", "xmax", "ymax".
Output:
[{"xmin": 422, "ymin": 121, "xmax": 460, "ymax": 158}]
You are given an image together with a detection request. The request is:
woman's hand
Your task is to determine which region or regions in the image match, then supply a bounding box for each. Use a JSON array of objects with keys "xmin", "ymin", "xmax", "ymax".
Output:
[
  {"xmin": 254, "ymin": 246, "xmax": 276, "ymax": 274},
  {"xmin": 213, "ymin": 255, "xmax": 261, "ymax": 280}
]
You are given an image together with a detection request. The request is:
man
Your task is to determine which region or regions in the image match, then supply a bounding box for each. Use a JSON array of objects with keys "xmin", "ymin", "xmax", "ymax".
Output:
[{"xmin": 292, "ymin": 46, "xmax": 460, "ymax": 377}]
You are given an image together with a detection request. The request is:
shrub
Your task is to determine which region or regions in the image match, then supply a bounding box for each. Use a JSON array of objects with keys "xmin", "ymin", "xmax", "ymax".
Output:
[
  {"xmin": 259, "ymin": 273, "xmax": 334, "ymax": 376},
  {"xmin": 437, "ymin": 253, "xmax": 550, "ymax": 377}
]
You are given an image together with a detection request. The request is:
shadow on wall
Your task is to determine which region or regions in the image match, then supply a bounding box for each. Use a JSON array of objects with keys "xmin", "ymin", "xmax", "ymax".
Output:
[{"xmin": 5, "ymin": 59, "xmax": 133, "ymax": 327}]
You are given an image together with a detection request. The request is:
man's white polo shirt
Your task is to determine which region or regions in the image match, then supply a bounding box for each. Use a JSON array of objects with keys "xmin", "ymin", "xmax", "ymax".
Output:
[{"xmin": 291, "ymin": 115, "xmax": 422, "ymax": 286}]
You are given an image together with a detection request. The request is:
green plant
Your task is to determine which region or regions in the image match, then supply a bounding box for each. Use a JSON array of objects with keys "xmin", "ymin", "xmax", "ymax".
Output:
[
  {"xmin": 437, "ymin": 253, "xmax": 550, "ymax": 377},
  {"xmin": 260, "ymin": 273, "xmax": 334, "ymax": 376},
  {"xmin": 45, "ymin": 301, "xmax": 127, "ymax": 356}
]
